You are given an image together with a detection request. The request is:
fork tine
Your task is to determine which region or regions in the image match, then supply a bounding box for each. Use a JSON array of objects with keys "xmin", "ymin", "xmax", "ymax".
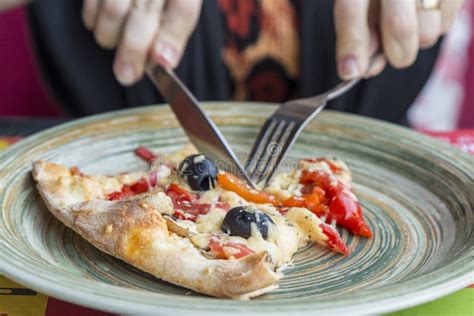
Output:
[
  {"xmin": 246, "ymin": 118, "xmax": 279, "ymax": 179},
  {"xmin": 245, "ymin": 118, "xmax": 275, "ymax": 174},
  {"xmin": 250, "ymin": 119, "xmax": 287, "ymax": 181},
  {"xmin": 261, "ymin": 123, "xmax": 302, "ymax": 187},
  {"xmin": 253, "ymin": 120, "xmax": 290, "ymax": 184}
]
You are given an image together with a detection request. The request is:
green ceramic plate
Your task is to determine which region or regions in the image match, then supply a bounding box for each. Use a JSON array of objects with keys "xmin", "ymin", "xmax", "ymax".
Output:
[{"xmin": 0, "ymin": 103, "xmax": 473, "ymax": 315}]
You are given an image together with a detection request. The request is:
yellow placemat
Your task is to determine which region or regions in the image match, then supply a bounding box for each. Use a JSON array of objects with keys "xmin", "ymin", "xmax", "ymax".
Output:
[{"xmin": 0, "ymin": 276, "xmax": 48, "ymax": 316}]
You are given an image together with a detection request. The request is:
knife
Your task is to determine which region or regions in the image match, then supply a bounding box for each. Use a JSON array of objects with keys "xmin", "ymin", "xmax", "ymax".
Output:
[{"xmin": 147, "ymin": 64, "xmax": 255, "ymax": 188}]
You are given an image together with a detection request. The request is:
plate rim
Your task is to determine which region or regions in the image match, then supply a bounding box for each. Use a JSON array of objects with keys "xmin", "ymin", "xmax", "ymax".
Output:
[{"xmin": 1, "ymin": 102, "xmax": 473, "ymax": 315}]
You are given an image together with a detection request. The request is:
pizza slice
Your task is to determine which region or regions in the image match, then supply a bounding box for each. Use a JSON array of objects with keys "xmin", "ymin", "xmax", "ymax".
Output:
[{"xmin": 32, "ymin": 145, "xmax": 369, "ymax": 299}]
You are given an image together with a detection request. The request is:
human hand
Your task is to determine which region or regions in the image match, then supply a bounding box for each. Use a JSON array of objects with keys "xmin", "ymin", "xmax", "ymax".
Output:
[
  {"xmin": 334, "ymin": 0, "xmax": 464, "ymax": 80},
  {"xmin": 82, "ymin": 0, "xmax": 203, "ymax": 86}
]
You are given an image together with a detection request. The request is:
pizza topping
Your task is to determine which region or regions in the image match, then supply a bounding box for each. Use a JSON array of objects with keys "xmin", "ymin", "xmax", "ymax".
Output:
[
  {"xmin": 178, "ymin": 154, "xmax": 217, "ymax": 191},
  {"xmin": 107, "ymin": 172, "xmax": 158, "ymax": 201},
  {"xmin": 165, "ymin": 183, "xmax": 230, "ymax": 222},
  {"xmin": 208, "ymin": 237, "xmax": 254, "ymax": 259},
  {"xmin": 319, "ymin": 223, "xmax": 350, "ymax": 256},
  {"xmin": 300, "ymin": 170, "xmax": 372, "ymax": 237},
  {"xmin": 107, "ymin": 185, "xmax": 135, "ymax": 200},
  {"xmin": 284, "ymin": 207, "xmax": 350, "ymax": 256},
  {"xmin": 217, "ymin": 172, "xmax": 281, "ymax": 206},
  {"xmin": 135, "ymin": 146, "xmax": 157, "ymax": 162},
  {"xmin": 221, "ymin": 206, "xmax": 274, "ymax": 240}
]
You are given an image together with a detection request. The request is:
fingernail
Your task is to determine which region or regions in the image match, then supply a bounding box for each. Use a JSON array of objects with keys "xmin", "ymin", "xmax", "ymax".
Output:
[
  {"xmin": 154, "ymin": 40, "xmax": 179, "ymax": 68},
  {"xmin": 338, "ymin": 56, "xmax": 360, "ymax": 80},
  {"xmin": 116, "ymin": 63, "xmax": 135, "ymax": 86}
]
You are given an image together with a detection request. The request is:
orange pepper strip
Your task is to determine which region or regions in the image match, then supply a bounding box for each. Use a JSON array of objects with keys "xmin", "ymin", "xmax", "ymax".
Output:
[{"xmin": 216, "ymin": 172, "xmax": 281, "ymax": 206}]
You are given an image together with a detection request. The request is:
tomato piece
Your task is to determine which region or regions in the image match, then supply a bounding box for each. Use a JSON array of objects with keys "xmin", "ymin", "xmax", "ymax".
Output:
[
  {"xmin": 135, "ymin": 146, "xmax": 157, "ymax": 162},
  {"xmin": 208, "ymin": 238, "xmax": 226, "ymax": 259},
  {"xmin": 208, "ymin": 237, "xmax": 254, "ymax": 259},
  {"xmin": 217, "ymin": 172, "xmax": 280, "ymax": 206},
  {"xmin": 300, "ymin": 170, "xmax": 372, "ymax": 238},
  {"xmin": 329, "ymin": 192, "xmax": 372, "ymax": 238},
  {"xmin": 166, "ymin": 183, "xmax": 195, "ymax": 201},
  {"xmin": 215, "ymin": 202, "xmax": 231, "ymax": 211},
  {"xmin": 319, "ymin": 223, "xmax": 350, "ymax": 256},
  {"xmin": 107, "ymin": 185, "xmax": 135, "ymax": 201},
  {"xmin": 165, "ymin": 183, "xmax": 229, "ymax": 220},
  {"xmin": 186, "ymin": 203, "xmax": 211, "ymax": 216},
  {"xmin": 130, "ymin": 178, "xmax": 149, "ymax": 194},
  {"xmin": 223, "ymin": 242, "xmax": 255, "ymax": 259}
]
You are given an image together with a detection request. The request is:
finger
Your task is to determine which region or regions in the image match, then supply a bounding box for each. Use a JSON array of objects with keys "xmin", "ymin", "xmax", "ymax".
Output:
[
  {"xmin": 364, "ymin": 30, "xmax": 387, "ymax": 78},
  {"xmin": 82, "ymin": 0, "xmax": 100, "ymax": 30},
  {"xmin": 334, "ymin": 0, "xmax": 371, "ymax": 80},
  {"xmin": 364, "ymin": 54, "xmax": 387, "ymax": 78},
  {"xmin": 94, "ymin": 0, "xmax": 132, "ymax": 49},
  {"xmin": 381, "ymin": 0, "xmax": 419, "ymax": 68},
  {"xmin": 440, "ymin": 0, "xmax": 464, "ymax": 33},
  {"xmin": 114, "ymin": 0, "xmax": 166, "ymax": 85},
  {"xmin": 150, "ymin": 0, "xmax": 203, "ymax": 68},
  {"xmin": 417, "ymin": 9, "xmax": 441, "ymax": 48}
]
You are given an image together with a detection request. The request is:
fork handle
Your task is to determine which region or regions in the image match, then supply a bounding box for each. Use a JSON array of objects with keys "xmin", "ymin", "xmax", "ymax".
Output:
[{"xmin": 327, "ymin": 52, "xmax": 382, "ymax": 101}]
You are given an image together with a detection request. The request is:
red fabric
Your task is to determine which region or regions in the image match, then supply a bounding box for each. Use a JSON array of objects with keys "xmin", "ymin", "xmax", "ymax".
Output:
[
  {"xmin": 459, "ymin": 4, "xmax": 474, "ymax": 128},
  {"xmin": 0, "ymin": 6, "xmax": 59, "ymax": 117},
  {"xmin": 422, "ymin": 130, "xmax": 474, "ymax": 154},
  {"xmin": 45, "ymin": 298, "xmax": 116, "ymax": 316}
]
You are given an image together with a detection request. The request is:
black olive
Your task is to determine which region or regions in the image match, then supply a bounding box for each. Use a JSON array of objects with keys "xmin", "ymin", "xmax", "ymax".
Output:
[
  {"xmin": 178, "ymin": 154, "xmax": 217, "ymax": 191},
  {"xmin": 221, "ymin": 206, "xmax": 274, "ymax": 239}
]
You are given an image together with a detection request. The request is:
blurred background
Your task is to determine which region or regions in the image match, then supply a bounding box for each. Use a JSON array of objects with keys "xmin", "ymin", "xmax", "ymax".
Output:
[{"xmin": 0, "ymin": 1, "xmax": 472, "ymax": 130}]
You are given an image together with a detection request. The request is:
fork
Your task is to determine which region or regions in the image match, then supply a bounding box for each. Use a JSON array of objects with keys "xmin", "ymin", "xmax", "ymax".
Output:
[{"xmin": 245, "ymin": 56, "xmax": 379, "ymax": 187}]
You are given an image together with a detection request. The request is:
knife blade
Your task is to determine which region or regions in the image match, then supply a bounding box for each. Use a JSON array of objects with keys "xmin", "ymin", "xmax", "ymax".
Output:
[{"xmin": 147, "ymin": 64, "xmax": 255, "ymax": 188}]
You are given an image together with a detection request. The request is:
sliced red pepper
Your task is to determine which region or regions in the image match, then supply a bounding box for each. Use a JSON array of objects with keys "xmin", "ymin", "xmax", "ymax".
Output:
[
  {"xmin": 208, "ymin": 237, "xmax": 254, "ymax": 259},
  {"xmin": 135, "ymin": 146, "xmax": 157, "ymax": 162},
  {"xmin": 329, "ymin": 192, "xmax": 372, "ymax": 238},
  {"xmin": 217, "ymin": 172, "xmax": 281, "ymax": 206},
  {"xmin": 107, "ymin": 185, "xmax": 135, "ymax": 201},
  {"xmin": 300, "ymin": 170, "xmax": 372, "ymax": 238},
  {"xmin": 107, "ymin": 171, "xmax": 159, "ymax": 201},
  {"xmin": 166, "ymin": 183, "xmax": 195, "ymax": 202},
  {"xmin": 319, "ymin": 223, "xmax": 350, "ymax": 256},
  {"xmin": 130, "ymin": 178, "xmax": 149, "ymax": 194}
]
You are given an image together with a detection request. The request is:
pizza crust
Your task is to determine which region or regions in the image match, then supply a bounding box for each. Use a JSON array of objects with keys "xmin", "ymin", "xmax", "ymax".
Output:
[{"xmin": 32, "ymin": 161, "xmax": 281, "ymax": 298}]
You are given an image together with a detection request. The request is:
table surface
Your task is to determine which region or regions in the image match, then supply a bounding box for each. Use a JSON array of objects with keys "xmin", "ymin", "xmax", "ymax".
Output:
[{"xmin": 0, "ymin": 118, "xmax": 472, "ymax": 316}]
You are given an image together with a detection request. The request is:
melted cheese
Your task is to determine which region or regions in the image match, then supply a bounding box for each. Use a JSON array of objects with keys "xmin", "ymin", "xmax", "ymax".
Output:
[
  {"xmin": 198, "ymin": 190, "xmax": 220, "ymax": 204},
  {"xmin": 285, "ymin": 207, "xmax": 327, "ymax": 244},
  {"xmin": 219, "ymin": 190, "xmax": 247, "ymax": 207},
  {"xmin": 195, "ymin": 208, "xmax": 226, "ymax": 233},
  {"xmin": 265, "ymin": 170, "xmax": 302, "ymax": 200},
  {"xmin": 143, "ymin": 147, "xmax": 352, "ymax": 267}
]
